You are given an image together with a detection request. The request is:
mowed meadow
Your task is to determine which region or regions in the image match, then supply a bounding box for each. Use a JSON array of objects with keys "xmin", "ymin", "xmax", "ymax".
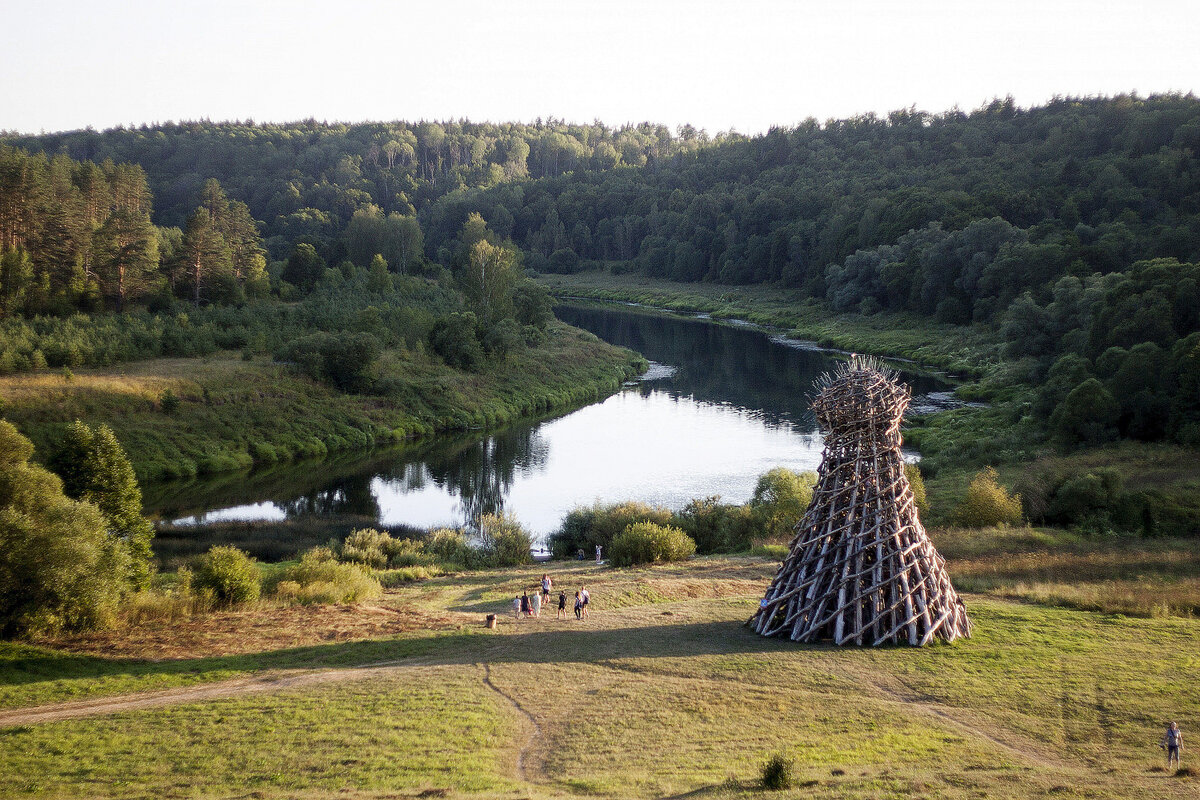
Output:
[{"xmin": 1, "ymin": 528, "xmax": 1197, "ymax": 800}]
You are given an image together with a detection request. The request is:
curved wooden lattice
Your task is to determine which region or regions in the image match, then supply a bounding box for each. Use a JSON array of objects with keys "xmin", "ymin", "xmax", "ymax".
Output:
[{"xmin": 750, "ymin": 357, "xmax": 971, "ymax": 646}]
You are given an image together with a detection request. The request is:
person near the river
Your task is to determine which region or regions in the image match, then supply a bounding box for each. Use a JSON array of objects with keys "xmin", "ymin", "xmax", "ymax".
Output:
[
  {"xmin": 530, "ymin": 589, "xmax": 542, "ymax": 618},
  {"xmin": 557, "ymin": 590, "xmax": 567, "ymax": 619},
  {"xmin": 1162, "ymin": 721, "xmax": 1182, "ymax": 768},
  {"xmin": 580, "ymin": 586, "xmax": 590, "ymax": 619},
  {"xmin": 512, "ymin": 594, "xmax": 521, "ymax": 621},
  {"xmin": 573, "ymin": 590, "xmax": 583, "ymax": 620}
]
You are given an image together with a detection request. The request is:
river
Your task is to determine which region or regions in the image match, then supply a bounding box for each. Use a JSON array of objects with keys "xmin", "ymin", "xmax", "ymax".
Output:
[{"xmin": 149, "ymin": 303, "xmax": 951, "ymax": 560}]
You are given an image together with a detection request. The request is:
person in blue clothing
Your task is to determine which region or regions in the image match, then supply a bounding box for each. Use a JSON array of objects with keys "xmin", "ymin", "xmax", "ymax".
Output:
[{"xmin": 1162, "ymin": 721, "xmax": 1183, "ymax": 768}]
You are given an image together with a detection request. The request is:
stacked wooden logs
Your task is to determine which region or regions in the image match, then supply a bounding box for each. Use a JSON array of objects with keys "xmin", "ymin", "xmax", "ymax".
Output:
[{"xmin": 750, "ymin": 357, "xmax": 972, "ymax": 646}]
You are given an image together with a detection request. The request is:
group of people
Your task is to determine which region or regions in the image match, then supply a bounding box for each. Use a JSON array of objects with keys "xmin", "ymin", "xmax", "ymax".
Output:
[{"xmin": 513, "ymin": 574, "xmax": 590, "ymax": 621}]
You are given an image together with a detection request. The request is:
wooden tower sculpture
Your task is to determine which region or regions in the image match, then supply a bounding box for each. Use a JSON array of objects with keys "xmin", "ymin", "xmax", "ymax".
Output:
[{"xmin": 750, "ymin": 357, "xmax": 971, "ymax": 646}]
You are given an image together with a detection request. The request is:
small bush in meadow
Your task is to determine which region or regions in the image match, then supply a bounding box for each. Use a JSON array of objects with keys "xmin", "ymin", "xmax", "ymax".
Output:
[
  {"xmin": 340, "ymin": 528, "xmax": 391, "ymax": 569},
  {"xmin": 159, "ymin": 388, "xmax": 180, "ymax": 413},
  {"xmin": 904, "ymin": 462, "xmax": 929, "ymax": 515},
  {"xmin": 954, "ymin": 467, "xmax": 1022, "ymax": 527},
  {"xmin": 609, "ymin": 522, "xmax": 696, "ymax": 567},
  {"xmin": 194, "ymin": 545, "xmax": 261, "ymax": 605},
  {"xmin": 479, "ymin": 512, "xmax": 534, "ymax": 567},
  {"xmin": 426, "ymin": 527, "xmax": 473, "ymax": 566},
  {"xmin": 275, "ymin": 547, "xmax": 381, "ymax": 604},
  {"xmin": 761, "ymin": 753, "xmax": 795, "ymax": 790}
]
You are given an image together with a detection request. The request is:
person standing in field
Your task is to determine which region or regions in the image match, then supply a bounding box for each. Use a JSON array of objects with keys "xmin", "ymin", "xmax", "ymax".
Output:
[
  {"xmin": 531, "ymin": 589, "xmax": 542, "ymax": 618},
  {"xmin": 573, "ymin": 591, "xmax": 583, "ymax": 620},
  {"xmin": 580, "ymin": 586, "xmax": 590, "ymax": 619},
  {"xmin": 1163, "ymin": 721, "xmax": 1182, "ymax": 768},
  {"xmin": 520, "ymin": 591, "xmax": 531, "ymax": 618},
  {"xmin": 557, "ymin": 590, "xmax": 567, "ymax": 619},
  {"xmin": 512, "ymin": 594, "xmax": 521, "ymax": 621},
  {"xmin": 541, "ymin": 573, "xmax": 552, "ymax": 607}
]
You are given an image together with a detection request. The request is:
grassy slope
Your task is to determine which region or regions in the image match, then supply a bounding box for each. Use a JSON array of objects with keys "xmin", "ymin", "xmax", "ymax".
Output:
[
  {"xmin": 1, "ymin": 535, "xmax": 1198, "ymax": 799},
  {"xmin": 0, "ymin": 321, "xmax": 644, "ymax": 483}
]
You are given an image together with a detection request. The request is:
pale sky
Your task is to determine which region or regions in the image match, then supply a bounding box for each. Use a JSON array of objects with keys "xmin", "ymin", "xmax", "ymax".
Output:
[{"xmin": 3, "ymin": 1, "xmax": 1198, "ymax": 135}]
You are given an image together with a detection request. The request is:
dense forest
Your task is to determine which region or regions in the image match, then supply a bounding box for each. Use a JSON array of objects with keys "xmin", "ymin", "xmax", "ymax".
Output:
[{"xmin": 3, "ymin": 94, "xmax": 1200, "ymax": 453}]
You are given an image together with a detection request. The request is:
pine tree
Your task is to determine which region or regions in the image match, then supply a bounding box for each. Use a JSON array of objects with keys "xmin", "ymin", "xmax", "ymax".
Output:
[{"xmin": 51, "ymin": 421, "xmax": 155, "ymax": 588}]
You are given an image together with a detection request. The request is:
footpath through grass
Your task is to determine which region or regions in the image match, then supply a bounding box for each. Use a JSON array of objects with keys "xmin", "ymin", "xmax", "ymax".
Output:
[{"xmin": 1, "ymin": 546, "xmax": 1197, "ymax": 799}]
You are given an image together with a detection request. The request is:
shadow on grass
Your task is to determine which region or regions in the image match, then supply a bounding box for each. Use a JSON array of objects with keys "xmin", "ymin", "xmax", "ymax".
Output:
[{"xmin": 1, "ymin": 617, "xmax": 817, "ymax": 700}]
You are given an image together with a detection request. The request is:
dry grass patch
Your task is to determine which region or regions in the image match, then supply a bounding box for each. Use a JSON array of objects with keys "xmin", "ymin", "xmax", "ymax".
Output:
[{"xmin": 34, "ymin": 599, "xmax": 460, "ymax": 660}]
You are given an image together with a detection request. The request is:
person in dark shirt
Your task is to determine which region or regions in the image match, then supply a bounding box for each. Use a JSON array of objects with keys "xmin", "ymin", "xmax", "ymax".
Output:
[{"xmin": 1163, "ymin": 721, "xmax": 1183, "ymax": 768}]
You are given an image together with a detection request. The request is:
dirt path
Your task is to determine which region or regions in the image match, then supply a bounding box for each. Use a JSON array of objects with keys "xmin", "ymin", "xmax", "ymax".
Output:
[
  {"xmin": 481, "ymin": 662, "xmax": 542, "ymax": 783},
  {"xmin": 0, "ymin": 659, "xmax": 422, "ymax": 728}
]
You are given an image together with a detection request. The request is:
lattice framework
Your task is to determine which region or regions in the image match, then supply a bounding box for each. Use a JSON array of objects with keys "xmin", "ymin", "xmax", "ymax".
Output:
[{"xmin": 750, "ymin": 357, "xmax": 971, "ymax": 646}]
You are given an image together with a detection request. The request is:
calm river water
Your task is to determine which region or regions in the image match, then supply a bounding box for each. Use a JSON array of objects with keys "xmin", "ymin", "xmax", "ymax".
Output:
[{"xmin": 149, "ymin": 304, "xmax": 949, "ymax": 555}]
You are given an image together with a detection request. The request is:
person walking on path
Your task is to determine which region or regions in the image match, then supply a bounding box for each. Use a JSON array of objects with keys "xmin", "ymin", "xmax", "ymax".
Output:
[
  {"xmin": 512, "ymin": 594, "xmax": 522, "ymax": 621},
  {"xmin": 1163, "ymin": 721, "xmax": 1183, "ymax": 768},
  {"xmin": 580, "ymin": 586, "xmax": 590, "ymax": 619},
  {"xmin": 557, "ymin": 591, "xmax": 567, "ymax": 619},
  {"xmin": 531, "ymin": 589, "xmax": 542, "ymax": 618},
  {"xmin": 573, "ymin": 591, "xmax": 583, "ymax": 620}
]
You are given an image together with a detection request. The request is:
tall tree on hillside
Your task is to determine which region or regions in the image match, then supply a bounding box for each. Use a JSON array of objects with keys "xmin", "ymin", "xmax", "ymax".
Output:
[
  {"xmin": 461, "ymin": 239, "xmax": 518, "ymax": 325},
  {"xmin": 179, "ymin": 209, "xmax": 232, "ymax": 305},
  {"xmin": 0, "ymin": 246, "xmax": 33, "ymax": 315},
  {"xmin": 93, "ymin": 208, "xmax": 158, "ymax": 310}
]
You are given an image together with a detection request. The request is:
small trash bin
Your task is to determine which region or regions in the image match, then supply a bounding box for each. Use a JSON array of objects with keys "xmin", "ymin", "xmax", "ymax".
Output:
[{"xmin": 485, "ymin": 614, "xmax": 497, "ymax": 629}]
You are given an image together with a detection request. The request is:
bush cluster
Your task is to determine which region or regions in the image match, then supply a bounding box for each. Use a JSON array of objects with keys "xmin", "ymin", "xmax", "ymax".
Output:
[
  {"xmin": 609, "ymin": 522, "xmax": 696, "ymax": 567},
  {"xmin": 954, "ymin": 467, "xmax": 1023, "ymax": 527},
  {"xmin": 274, "ymin": 547, "xmax": 382, "ymax": 605},
  {"xmin": 194, "ymin": 546, "xmax": 262, "ymax": 605}
]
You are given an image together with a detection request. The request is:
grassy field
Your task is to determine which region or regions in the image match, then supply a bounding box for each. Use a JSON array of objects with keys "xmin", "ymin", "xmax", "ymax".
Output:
[
  {"xmin": 0, "ymin": 321, "xmax": 645, "ymax": 482},
  {"xmin": 1, "ymin": 532, "xmax": 1197, "ymax": 799}
]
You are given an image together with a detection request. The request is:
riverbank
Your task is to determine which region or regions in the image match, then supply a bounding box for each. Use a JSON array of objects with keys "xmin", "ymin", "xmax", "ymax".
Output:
[
  {"xmin": 539, "ymin": 271, "xmax": 1001, "ymax": 378},
  {"xmin": 0, "ymin": 321, "xmax": 646, "ymax": 483}
]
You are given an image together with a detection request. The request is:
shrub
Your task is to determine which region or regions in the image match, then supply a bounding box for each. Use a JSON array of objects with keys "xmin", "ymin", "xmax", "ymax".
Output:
[
  {"xmin": 479, "ymin": 512, "xmax": 534, "ymax": 567},
  {"xmin": 274, "ymin": 548, "xmax": 381, "ymax": 604},
  {"xmin": 761, "ymin": 753, "xmax": 795, "ymax": 790},
  {"xmin": 425, "ymin": 527, "xmax": 473, "ymax": 566},
  {"xmin": 672, "ymin": 496, "xmax": 756, "ymax": 553},
  {"xmin": 276, "ymin": 331, "xmax": 381, "ymax": 392},
  {"xmin": 905, "ymin": 462, "xmax": 930, "ymax": 515},
  {"xmin": 954, "ymin": 467, "xmax": 1023, "ymax": 527},
  {"xmin": 0, "ymin": 421, "xmax": 128, "ymax": 636},
  {"xmin": 159, "ymin": 388, "xmax": 180, "ymax": 413},
  {"xmin": 340, "ymin": 528, "xmax": 435, "ymax": 569},
  {"xmin": 749, "ymin": 468, "xmax": 817, "ymax": 541},
  {"xmin": 194, "ymin": 546, "xmax": 261, "ymax": 605},
  {"xmin": 609, "ymin": 522, "xmax": 696, "ymax": 567},
  {"xmin": 340, "ymin": 528, "xmax": 392, "ymax": 569},
  {"xmin": 429, "ymin": 312, "xmax": 484, "ymax": 371},
  {"xmin": 550, "ymin": 501, "xmax": 674, "ymax": 559}
]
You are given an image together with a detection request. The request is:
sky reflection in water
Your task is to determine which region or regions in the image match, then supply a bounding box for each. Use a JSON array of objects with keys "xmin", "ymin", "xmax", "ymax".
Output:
[{"xmin": 165, "ymin": 304, "xmax": 946, "ymax": 540}]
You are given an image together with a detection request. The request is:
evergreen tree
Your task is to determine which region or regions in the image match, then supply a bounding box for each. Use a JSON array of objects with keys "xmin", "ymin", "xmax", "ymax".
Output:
[{"xmin": 50, "ymin": 420, "xmax": 155, "ymax": 588}]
